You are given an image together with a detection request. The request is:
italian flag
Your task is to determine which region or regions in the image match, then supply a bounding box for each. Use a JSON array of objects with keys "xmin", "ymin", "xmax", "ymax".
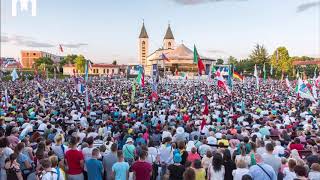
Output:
[{"xmin": 194, "ymin": 45, "xmax": 205, "ymax": 75}]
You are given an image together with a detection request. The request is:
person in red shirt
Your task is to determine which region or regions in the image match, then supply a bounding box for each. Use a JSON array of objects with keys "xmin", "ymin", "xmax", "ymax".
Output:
[
  {"xmin": 65, "ymin": 136, "xmax": 84, "ymax": 180},
  {"xmin": 131, "ymin": 150, "xmax": 152, "ymax": 180},
  {"xmin": 289, "ymin": 138, "xmax": 304, "ymax": 156}
]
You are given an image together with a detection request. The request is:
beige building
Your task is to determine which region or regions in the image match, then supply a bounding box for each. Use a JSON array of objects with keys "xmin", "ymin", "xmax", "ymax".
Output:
[
  {"xmin": 63, "ymin": 63, "xmax": 126, "ymax": 76},
  {"xmin": 138, "ymin": 23, "xmax": 215, "ymax": 76}
]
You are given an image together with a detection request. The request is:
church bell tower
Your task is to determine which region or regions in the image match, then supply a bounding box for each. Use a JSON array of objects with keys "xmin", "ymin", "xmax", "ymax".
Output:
[
  {"xmin": 138, "ymin": 22, "xmax": 149, "ymax": 66},
  {"xmin": 163, "ymin": 24, "xmax": 175, "ymax": 49}
]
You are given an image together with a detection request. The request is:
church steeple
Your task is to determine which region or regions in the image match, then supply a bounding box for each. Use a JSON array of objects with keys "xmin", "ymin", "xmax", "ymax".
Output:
[
  {"xmin": 163, "ymin": 23, "xmax": 175, "ymax": 49},
  {"xmin": 164, "ymin": 24, "xmax": 174, "ymax": 40},
  {"xmin": 139, "ymin": 22, "xmax": 149, "ymax": 38},
  {"xmin": 139, "ymin": 22, "xmax": 149, "ymax": 66}
]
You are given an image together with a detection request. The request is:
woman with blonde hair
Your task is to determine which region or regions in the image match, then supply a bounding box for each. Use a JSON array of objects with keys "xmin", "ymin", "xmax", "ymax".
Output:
[
  {"xmin": 232, "ymin": 159, "xmax": 249, "ymax": 180},
  {"xmin": 51, "ymin": 134, "xmax": 67, "ymax": 161},
  {"xmin": 49, "ymin": 155, "xmax": 66, "ymax": 180}
]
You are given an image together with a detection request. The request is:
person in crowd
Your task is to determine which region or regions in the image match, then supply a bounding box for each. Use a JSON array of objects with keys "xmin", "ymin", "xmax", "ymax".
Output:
[
  {"xmin": 283, "ymin": 158, "xmax": 297, "ymax": 180},
  {"xmin": 14, "ymin": 142, "xmax": 34, "ymax": 179},
  {"xmin": 223, "ymin": 149, "xmax": 236, "ymax": 180},
  {"xmin": 249, "ymin": 154, "xmax": 277, "ymax": 180},
  {"xmin": 293, "ymin": 165, "xmax": 308, "ymax": 180},
  {"xmin": 187, "ymin": 147, "xmax": 201, "ymax": 164},
  {"xmin": 122, "ymin": 137, "xmax": 135, "ymax": 166},
  {"xmin": 4, "ymin": 153, "xmax": 23, "ymax": 180},
  {"xmin": 49, "ymin": 155, "xmax": 65, "ymax": 180},
  {"xmin": 0, "ymin": 137, "xmax": 14, "ymax": 180},
  {"xmin": 112, "ymin": 150, "xmax": 129, "ymax": 180},
  {"xmin": 308, "ymin": 163, "xmax": 320, "ymax": 180},
  {"xmin": 193, "ymin": 159, "xmax": 205, "ymax": 180},
  {"xmin": 85, "ymin": 148, "xmax": 103, "ymax": 180},
  {"xmin": 131, "ymin": 150, "xmax": 152, "ymax": 180},
  {"xmin": 103, "ymin": 143, "xmax": 118, "ymax": 180},
  {"xmin": 167, "ymin": 153, "xmax": 185, "ymax": 180},
  {"xmin": 262, "ymin": 143, "xmax": 281, "ymax": 176},
  {"xmin": 233, "ymin": 159, "xmax": 249, "ymax": 180},
  {"xmin": 65, "ymin": 136, "xmax": 84, "ymax": 180},
  {"xmin": 201, "ymin": 150, "xmax": 213, "ymax": 171},
  {"xmin": 235, "ymin": 143, "xmax": 251, "ymax": 168},
  {"xmin": 207, "ymin": 153, "xmax": 225, "ymax": 180},
  {"xmin": 38, "ymin": 158, "xmax": 61, "ymax": 180},
  {"xmin": 183, "ymin": 167, "xmax": 196, "ymax": 180}
]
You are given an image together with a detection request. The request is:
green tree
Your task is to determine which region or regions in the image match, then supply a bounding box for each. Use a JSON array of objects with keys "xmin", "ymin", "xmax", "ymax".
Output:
[
  {"xmin": 60, "ymin": 54, "xmax": 78, "ymax": 66},
  {"xmin": 249, "ymin": 44, "xmax": 269, "ymax": 65},
  {"xmin": 216, "ymin": 59, "xmax": 224, "ymax": 65},
  {"xmin": 33, "ymin": 57, "xmax": 54, "ymax": 72},
  {"xmin": 75, "ymin": 55, "xmax": 86, "ymax": 73},
  {"xmin": 112, "ymin": 60, "xmax": 117, "ymax": 65},
  {"xmin": 228, "ymin": 56, "xmax": 237, "ymax": 65},
  {"xmin": 270, "ymin": 47, "xmax": 291, "ymax": 77}
]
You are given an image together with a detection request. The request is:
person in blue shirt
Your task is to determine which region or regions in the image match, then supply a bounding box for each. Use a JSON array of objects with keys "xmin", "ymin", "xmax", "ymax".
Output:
[
  {"xmin": 249, "ymin": 154, "xmax": 277, "ymax": 180},
  {"xmin": 86, "ymin": 148, "xmax": 103, "ymax": 180},
  {"xmin": 112, "ymin": 150, "xmax": 129, "ymax": 180}
]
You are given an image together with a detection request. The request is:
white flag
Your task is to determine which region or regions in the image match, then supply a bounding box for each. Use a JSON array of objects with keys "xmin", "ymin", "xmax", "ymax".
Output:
[
  {"xmin": 254, "ymin": 64, "xmax": 259, "ymax": 89},
  {"xmin": 11, "ymin": 68, "xmax": 19, "ymax": 81}
]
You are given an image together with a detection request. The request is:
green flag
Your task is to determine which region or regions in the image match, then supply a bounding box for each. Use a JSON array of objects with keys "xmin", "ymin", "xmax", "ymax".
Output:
[
  {"xmin": 131, "ymin": 82, "xmax": 136, "ymax": 103},
  {"xmin": 193, "ymin": 45, "xmax": 198, "ymax": 64},
  {"xmin": 211, "ymin": 65, "xmax": 216, "ymax": 74}
]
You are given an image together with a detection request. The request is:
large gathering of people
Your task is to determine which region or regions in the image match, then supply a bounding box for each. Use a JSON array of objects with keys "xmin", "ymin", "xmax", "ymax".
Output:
[{"xmin": 0, "ymin": 76, "xmax": 319, "ymax": 180}]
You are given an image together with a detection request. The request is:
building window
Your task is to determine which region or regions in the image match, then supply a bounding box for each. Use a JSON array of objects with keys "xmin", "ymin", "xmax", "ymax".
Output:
[
  {"xmin": 168, "ymin": 42, "xmax": 171, "ymax": 49},
  {"xmin": 107, "ymin": 69, "xmax": 109, "ymax": 74},
  {"xmin": 96, "ymin": 69, "xmax": 99, "ymax": 74},
  {"xmin": 103, "ymin": 69, "xmax": 106, "ymax": 74},
  {"xmin": 33, "ymin": 53, "xmax": 36, "ymax": 56},
  {"xmin": 112, "ymin": 69, "xmax": 114, "ymax": 74}
]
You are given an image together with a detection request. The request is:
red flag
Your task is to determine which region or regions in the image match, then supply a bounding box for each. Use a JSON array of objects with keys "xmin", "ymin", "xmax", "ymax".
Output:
[
  {"xmin": 142, "ymin": 72, "xmax": 145, "ymax": 87},
  {"xmin": 59, "ymin": 44, "xmax": 64, "ymax": 53},
  {"xmin": 203, "ymin": 102, "xmax": 209, "ymax": 115},
  {"xmin": 200, "ymin": 118, "xmax": 206, "ymax": 130},
  {"xmin": 198, "ymin": 58, "xmax": 205, "ymax": 75}
]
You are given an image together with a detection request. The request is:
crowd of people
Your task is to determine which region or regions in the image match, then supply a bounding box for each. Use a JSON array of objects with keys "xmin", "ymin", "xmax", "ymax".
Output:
[{"xmin": 0, "ymin": 76, "xmax": 319, "ymax": 180}]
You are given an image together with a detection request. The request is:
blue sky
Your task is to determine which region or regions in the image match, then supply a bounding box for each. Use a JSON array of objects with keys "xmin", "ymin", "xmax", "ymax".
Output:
[{"xmin": 1, "ymin": 0, "xmax": 319, "ymax": 64}]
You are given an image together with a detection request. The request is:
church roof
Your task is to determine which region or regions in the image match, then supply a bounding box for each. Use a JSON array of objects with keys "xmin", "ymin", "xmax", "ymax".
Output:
[
  {"xmin": 139, "ymin": 23, "xmax": 148, "ymax": 38},
  {"xmin": 164, "ymin": 24, "xmax": 174, "ymax": 39}
]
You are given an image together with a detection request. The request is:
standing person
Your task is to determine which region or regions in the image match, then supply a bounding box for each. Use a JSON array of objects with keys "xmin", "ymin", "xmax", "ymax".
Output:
[
  {"xmin": 112, "ymin": 150, "xmax": 129, "ymax": 180},
  {"xmin": 4, "ymin": 153, "xmax": 23, "ymax": 180},
  {"xmin": 159, "ymin": 137, "xmax": 173, "ymax": 178},
  {"xmin": 283, "ymin": 159, "xmax": 296, "ymax": 180},
  {"xmin": 183, "ymin": 167, "xmax": 196, "ymax": 180},
  {"xmin": 65, "ymin": 136, "xmax": 84, "ymax": 180},
  {"xmin": 0, "ymin": 137, "xmax": 14, "ymax": 180},
  {"xmin": 193, "ymin": 159, "xmax": 205, "ymax": 180},
  {"xmin": 207, "ymin": 153, "xmax": 225, "ymax": 180},
  {"xmin": 38, "ymin": 158, "xmax": 61, "ymax": 180},
  {"xmin": 122, "ymin": 138, "xmax": 135, "ymax": 166},
  {"xmin": 167, "ymin": 153, "xmax": 185, "ymax": 180},
  {"xmin": 262, "ymin": 143, "xmax": 281, "ymax": 176},
  {"xmin": 85, "ymin": 148, "xmax": 103, "ymax": 180},
  {"xmin": 232, "ymin": 159, "xmax": 249, "ymax": 180},
  {"xmin": 249, "ymin": 154, "xmax": 277, "ymax": 180},
  {"xmin": 187, "ymin": 147, "xmax": 201, "ymax": 164},
  {"xmin": 131, "ymin": 150, "xmax": 152, "ymax": 180},
  {"xmin": 103, "ymin": 143, "xmax": 118, "ymax": 180},
  {"xmin": 223, "ymin": 149, "xmax": 236, "ymax": 180},
  {"xmin": 49, "ymin": 155, "xmax": 65, "ymax": 180}
]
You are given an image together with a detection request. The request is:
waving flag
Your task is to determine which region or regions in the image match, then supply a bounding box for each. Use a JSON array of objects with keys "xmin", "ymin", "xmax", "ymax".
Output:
[
  {"xmin": 216, "ymin": 73, "xmax": 231, "ymax": 94},
  {"xmin": 11, "ymin": 68, "xmax": 19, "ymax": 81},
  {"xmin": 194, "ymin": 45, "xmax": 205, "ymax": 75},
  {"xmin": 285, "ymin": 77, "xmax": 293, "ymax": 91},
  {"xmin": 4, "ymin": 89, "xmax": 9, "ymax": 109},
  {"xmin": 233, "ymin": 71, "xmax": 243, "ymax": 81},
  {"xmin": 85, "ymin": 87, "xmax": 90, "ymax": 110},
  {"xmin": 136, "ymin": 66, "xmax": 144, "ymax": 87},
  {"xmin": 270, "ymin": 65, "xmax": 273, "ymax": 76},
  {"xmin": 84, "ymin": 60, "xmax": 89, "ymax": 82},
  {"xmin": 131, "ymin": 82, "xmax": 136, "ymax": 102},
  {"xmin": 59, "ymin": 44, "xmax": 64, "ymax": 53},
  {"xmin": 254, "ymin": 65, "xmax": 259, "ymax": 90},
  {"xmin": 296, "ymin": 78, "xmax": 315, "ymax": 102},
  {"xmin": 160, "ymin": 53, "xmax": 170, "ymax": 62},
  {"xmin": 263, "ymin": 63, "xmax": 266, "ymax": 81}
]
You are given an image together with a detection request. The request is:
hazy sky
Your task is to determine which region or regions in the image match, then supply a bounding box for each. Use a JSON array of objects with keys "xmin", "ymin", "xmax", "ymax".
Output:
[{"xmin": 1, "ymin": 0, "xmax": 319, "ymax": 64}]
